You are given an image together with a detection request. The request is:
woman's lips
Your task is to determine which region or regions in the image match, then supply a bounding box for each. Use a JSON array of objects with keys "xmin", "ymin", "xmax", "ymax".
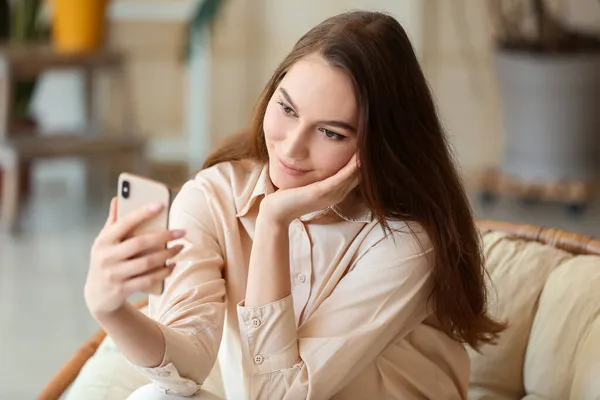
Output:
[{"xmin": 278, "ymin": 157, "xmax": 310, "ymax": 176}]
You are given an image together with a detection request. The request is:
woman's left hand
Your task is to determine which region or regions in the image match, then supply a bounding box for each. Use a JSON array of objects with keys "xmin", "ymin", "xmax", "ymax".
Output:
[{"xmin": 260, "ymin": 154, "xmax": 360, "ymax": 225}]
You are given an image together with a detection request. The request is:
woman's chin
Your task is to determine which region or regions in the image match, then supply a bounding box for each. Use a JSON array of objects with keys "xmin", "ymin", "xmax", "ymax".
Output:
[
  {"xmin": 269, "ymin": 174, "xmax": 295, "ymax": 190},
  {"xmin": 269, "ymin": 170, "xmax": 308, "ymax": 190}
]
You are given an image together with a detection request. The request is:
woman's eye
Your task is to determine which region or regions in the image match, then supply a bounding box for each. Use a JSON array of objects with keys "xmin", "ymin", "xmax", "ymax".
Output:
[
  {"xmin": 277, "ymin": 101, "xmax": 296, "ymax": 117},
  {"xmin": 321, "ymin": 128, "xmax": 346, "ymax": 141}
]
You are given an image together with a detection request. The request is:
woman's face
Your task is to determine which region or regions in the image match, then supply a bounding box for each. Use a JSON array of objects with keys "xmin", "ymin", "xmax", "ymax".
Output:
[{"xmin": 263, "ymin": 54, "xmax": 358, "ymax": 190}]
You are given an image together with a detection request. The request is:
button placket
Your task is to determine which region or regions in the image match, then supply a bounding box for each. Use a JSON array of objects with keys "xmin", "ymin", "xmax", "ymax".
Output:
[
  {"xmin": 299, "ymin": 222, "xmax": 312, "ymax": 289},
  {"xmin": 294, "ymin": 221, "xmax": 313, "ymax": 325}
]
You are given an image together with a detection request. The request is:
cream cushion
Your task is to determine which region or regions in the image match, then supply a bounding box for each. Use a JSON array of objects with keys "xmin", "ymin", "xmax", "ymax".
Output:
[
  {"xmin": 469, "ymin": 231, "xmax": 600, "ymax": 399},
  {"xmin": 65, "ymin": 332, "xmax": 151, "ymax": 399},
  {"xmin": 65, "ymin": 308, "xmax": 225, "ymax": 400}
]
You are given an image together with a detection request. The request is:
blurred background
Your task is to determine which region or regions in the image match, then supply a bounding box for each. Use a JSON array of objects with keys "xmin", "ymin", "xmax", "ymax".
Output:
[{"xmin": 1, "ymin": 0, "xmax": 599, "ymax": 398}]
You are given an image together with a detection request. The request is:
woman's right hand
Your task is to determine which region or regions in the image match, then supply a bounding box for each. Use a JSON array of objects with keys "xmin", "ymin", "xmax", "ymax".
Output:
[{"xmin": 84, "ymin": 198, "xmax": 186, "ymax": 317}]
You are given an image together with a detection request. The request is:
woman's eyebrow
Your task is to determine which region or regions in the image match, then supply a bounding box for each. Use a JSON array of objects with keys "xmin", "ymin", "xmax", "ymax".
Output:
[
  {"xmin": 279, "ymin": 88, "xmax": 298, "ymax": 111},
  {"xmin": 316, "ymin": 119, "xmax": 356, "ymax": 133}
]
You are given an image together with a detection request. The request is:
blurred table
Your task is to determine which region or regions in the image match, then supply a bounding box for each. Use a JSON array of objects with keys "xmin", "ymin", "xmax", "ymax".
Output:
[{"xmin": 0, "ymin": 44, "xmax": 147, "ymax": 233}]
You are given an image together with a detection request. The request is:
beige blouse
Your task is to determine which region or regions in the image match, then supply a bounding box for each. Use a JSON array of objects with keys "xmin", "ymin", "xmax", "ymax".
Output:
[{"xmin": 130, "ymin": 159, "xmax": 469, "ymax": 399}]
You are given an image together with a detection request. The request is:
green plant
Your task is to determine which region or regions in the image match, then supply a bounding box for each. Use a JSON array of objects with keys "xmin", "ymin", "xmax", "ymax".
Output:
[
  {"xmin": 0, "ymin": 0, "xmax": 9, "ymax": 40},
  {"xmin": 183, "ymin": 0, "xmax": 226, "ymax": 60},
  {"xmin": 8, "ymin": 0, "xmax": 47, "ymax": 120},
  {"xmin": 10, "ymin": 0, "xmax": 44, "ymax": 44},
  {"xmin": 488, "ymin": 0, "xmax": 600, "ymax": 52}
]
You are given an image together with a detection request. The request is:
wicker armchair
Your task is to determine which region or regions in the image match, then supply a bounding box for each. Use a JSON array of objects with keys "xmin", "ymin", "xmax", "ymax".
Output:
[{"xmin": 36, "ymin": 220, "xmax": 600, "ymax": 400}]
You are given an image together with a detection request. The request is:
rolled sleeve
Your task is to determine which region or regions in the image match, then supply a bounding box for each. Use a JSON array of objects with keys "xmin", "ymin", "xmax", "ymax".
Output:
[
  {"xmin": 237, "ymin": 295, "xmax": 300, "ymax": 374},
  {"xmin": 132, "ymin": 324, "xmax": 204, "ymax": 396},
  {"xmin": 134, "ymin": 363, "xmax": 201, "ymax": 397}
]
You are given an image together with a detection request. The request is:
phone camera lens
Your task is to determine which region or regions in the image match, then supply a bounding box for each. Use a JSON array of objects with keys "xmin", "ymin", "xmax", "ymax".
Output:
[{"xmin": 122, "ymin": 180, "xmax": 130, "ymax": 199}]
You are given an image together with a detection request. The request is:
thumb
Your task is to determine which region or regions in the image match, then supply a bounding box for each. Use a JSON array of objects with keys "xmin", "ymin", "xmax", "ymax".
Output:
[{"xmin": 103, "ymin": 197, "xmax": 118, "ymax": 229}]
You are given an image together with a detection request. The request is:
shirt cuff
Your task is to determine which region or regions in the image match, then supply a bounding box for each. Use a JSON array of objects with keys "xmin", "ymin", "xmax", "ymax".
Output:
[
  {"xmin": 237, "ymin": 295, "xmax": 300, "ymax": 374},
  {"xmin": 128, "ymin": 323, "xmax": 203, "ymax": 396}
]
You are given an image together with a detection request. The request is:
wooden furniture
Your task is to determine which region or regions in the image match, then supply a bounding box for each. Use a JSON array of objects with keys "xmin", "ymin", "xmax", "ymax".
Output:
[
  {"xmin": 35, "ymin": 220, "xmax": 600, "ymax": 400},
  {"xmin": 469, "ymin": 168, "xmax": 595, "ymax": 214},
  {"xmin": 477, "ymin": 219, "xmax": 600, "ymax": 255},
  {"xmin": 0, "ymin": 44, "xmax": 147, "ymax": 233}
]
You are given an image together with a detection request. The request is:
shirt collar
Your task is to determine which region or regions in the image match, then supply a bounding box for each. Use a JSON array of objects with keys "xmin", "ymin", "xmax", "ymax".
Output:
[
  {"xmin": 235, "ymin": 162, "xmax": 373, "ymax": 224},
  {"xmin": 235, "ymin": 163, "xmax": 275, "ymax": 218}
]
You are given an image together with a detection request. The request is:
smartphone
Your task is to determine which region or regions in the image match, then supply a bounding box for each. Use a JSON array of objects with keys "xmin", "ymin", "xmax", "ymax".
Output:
[{"xmin": 117, "ymin": 172, "xmax": 171, "ymax": 295}]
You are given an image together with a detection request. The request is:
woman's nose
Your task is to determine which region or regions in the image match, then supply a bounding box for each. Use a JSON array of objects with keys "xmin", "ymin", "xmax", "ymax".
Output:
[{"xmin": 280, "ymin": 126, "xmax": 308, "ymax": 160}]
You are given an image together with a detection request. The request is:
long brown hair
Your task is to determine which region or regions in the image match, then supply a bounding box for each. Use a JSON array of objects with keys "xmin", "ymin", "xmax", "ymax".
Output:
[{"xmin": 204, "ymin": 11, "xmax": 505, "ymax": 349}]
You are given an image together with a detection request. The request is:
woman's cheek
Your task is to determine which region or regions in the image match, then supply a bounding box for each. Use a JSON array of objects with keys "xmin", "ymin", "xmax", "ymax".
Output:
[
  {"xmin": 263, "ymin": 103, "xmax": 288, "ymax": 142},
  {"xmin": 262, "ymin": 104, "xmax": 277, "ymax": 141},
  {"xmin": 313, "ymin": 149, "xmax": 353, "ymax": 180}
]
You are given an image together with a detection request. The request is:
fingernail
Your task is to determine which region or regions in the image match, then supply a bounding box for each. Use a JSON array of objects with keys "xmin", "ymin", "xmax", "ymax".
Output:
[
  {"xmin": 148, "ymin": 202, "xmax": 163, "ymax": 212},
  {"xmin": 169, "ymin": 244, "xmax": 185, "ymax": 253},
  {"xmin": 170, "ymin": 230, "xmax": 186, "ymax": 239}
]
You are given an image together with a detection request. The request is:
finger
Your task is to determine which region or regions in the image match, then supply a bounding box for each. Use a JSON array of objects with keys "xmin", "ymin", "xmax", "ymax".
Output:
[
  {"xmin": 339, "ymin": 154, "xmax": 359, "ymax": 179},
  {"xmin": 347, "ymin": 175, "xmax": 360, "ymax": 191},
  {"xmin": 121, "ymin": 264, "xmax": 174, "ymax": 294},
  {"xmin": 101, "ymin": 202, "xmax": 165, "ymax": 244},
  {"xmin": 112, "ymin": 245, "xmax": 184, "ymax": 281},
  {"xmin": 331, "ymin": 174, "xmax": 359, "ymax": 200},
  {"xmin": 111, "ymin": 229, "xmax": 186, "ymax": 261},
  {"xmin": 103, "ymin": 197, "xmax": 118, "ymax": 229},
  {"xmin": 323, "ymin": 153, "xmax": 360, "ymax": 187},
  {"xmin": 342, "ymin": 154, "xmax": 360, "ymax": 186},
  {"xmin": 345, "ymin": 153, "xmax": 360, "ymax": 173}
]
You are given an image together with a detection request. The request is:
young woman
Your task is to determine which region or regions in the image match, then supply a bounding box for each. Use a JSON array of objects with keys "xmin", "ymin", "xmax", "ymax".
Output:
[{"xmin": 84, "ymin": 10, "xmax": 504, "ymax": 400}]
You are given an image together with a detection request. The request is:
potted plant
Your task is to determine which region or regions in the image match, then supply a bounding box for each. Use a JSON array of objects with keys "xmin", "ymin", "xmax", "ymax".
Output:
[
  {"xmin": 9, "ymin": 0, "xmax": 47, "ymax": 125},
  {"xmin": 51, "ymin": 0, "xmax": 111, "ymax": 53},
  {"xmin": 487, "ymin": 1, "xmax": 600, "ymax": 199}
]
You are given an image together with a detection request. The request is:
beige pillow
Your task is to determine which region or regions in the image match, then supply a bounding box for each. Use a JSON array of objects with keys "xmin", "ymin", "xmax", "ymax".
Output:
[
  {"xmin": 468, "ymin": 232, "xmax": 571, "ymax": 399},
  {"xmin": 64, "ymin": 334, "xmax": 150, "ymax": 400},
  {"xmin": 570, "ymin": 315, "xmax": 600, "ymax": 399},
  {"xmin": 524, "ymin": 256, "xmax": 600, "ymax": 398},
  {"xmin": 65, "ymin": 306, "xmax": 225, "ymax": 400}
]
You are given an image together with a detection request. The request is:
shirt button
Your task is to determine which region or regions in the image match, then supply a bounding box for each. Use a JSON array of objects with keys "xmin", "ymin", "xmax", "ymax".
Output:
[
  {"xmin": 254, "ymin": 355, "xmax": 264, "ymax": 365},
  {"xmin": 297, "ymin": 274, "xmax": 306, "ymax": 283},
  {"xmin": 159, "ymin": 371, "xmax": 171, "ymax": 377},
  {"xmin": 251, "ymin": 317, "xmax": 261, "ymax": 328}
]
